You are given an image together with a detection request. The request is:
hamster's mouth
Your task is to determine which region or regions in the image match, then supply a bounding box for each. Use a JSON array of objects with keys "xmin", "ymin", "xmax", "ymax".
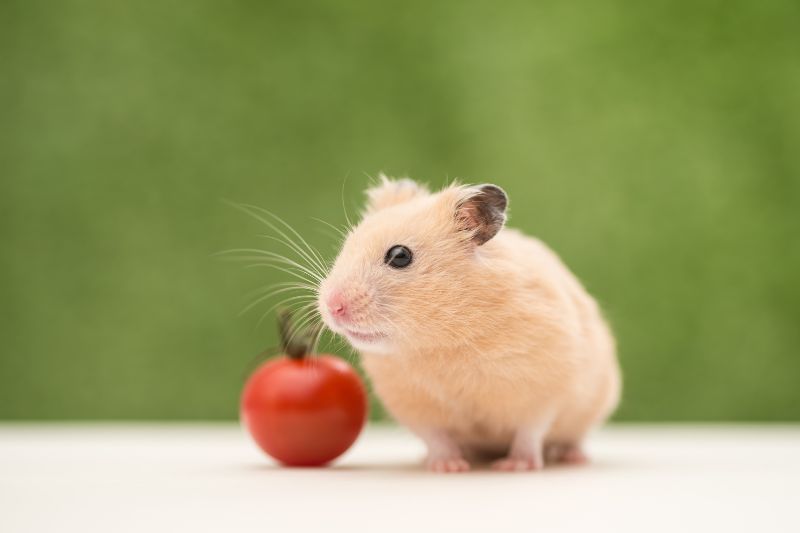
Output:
[{"xmin": 341, "ymin": 328, "xmax": 387, "ymax": 344}]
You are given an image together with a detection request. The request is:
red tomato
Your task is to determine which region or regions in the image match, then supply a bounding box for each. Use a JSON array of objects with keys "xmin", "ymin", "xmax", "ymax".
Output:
[{"xmin": 241, "ymin": 354, "xmax": 368, "ymax": 466}]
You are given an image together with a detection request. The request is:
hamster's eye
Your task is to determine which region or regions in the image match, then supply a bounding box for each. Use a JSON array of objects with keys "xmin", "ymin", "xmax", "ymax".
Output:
[{"xmin": 384, "ymin": 245, "xmax": 413, "ymax": 269}]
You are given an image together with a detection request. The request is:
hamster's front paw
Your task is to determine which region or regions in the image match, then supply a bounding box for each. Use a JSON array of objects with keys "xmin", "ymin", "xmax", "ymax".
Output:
[
  {"xmin": 426, "ymin": 454, "xmax": 471, "ymax": 473},
  {"xmin": 416, "ymin": 428, "xmax": 470, "ymax": 473}
]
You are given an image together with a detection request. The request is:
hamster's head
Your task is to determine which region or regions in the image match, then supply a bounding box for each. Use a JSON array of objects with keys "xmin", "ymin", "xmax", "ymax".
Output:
[{"xmin": 318, "ymin": 175, "xmax": 508, "ymax": 353}]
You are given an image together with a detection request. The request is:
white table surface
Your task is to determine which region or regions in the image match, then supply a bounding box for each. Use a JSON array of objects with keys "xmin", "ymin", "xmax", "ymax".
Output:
[{"xmin": 1, "ymin": 423, "xmax": 798, "ymax": 533}]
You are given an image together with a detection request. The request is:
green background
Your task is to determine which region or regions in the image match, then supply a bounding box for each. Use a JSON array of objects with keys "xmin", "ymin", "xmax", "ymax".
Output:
[{"xmin": 2, "ymin": 1, "xmax": 798, "ymax": 421}]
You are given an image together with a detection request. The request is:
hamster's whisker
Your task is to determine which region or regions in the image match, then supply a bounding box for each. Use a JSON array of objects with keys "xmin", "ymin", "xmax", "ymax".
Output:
[
  {"xmin": 308, "ymin": 317, "xmax": 329, "ymax": 357},
  {"xmin": 218, "ymin": 248, "xmax": 325, "ymax": 283},
  {"xmin": 243, "ymin": 283, "xmax": 317, "ymax": 309},
  {"xmin": 254, "ymin": 207, "xmax": 330, "ymax": 277},
  {"xmin": 311, "ymin": 217, "xmax": 348, "ymax": 240},
  {"xmin": 244, "ymin": 281, "xmax": 316, "ymax": 300},
  {"xmin": 225, "ymin": 203, "xmax": 328, "ymax": 278},
  {"xmin": 239, "ymin": 285, "xmax": 314, "ymax": 317},
  {"xmin": 318, "ymin": 327, "xmax": 354, "ymax": 363},
  {"xmin": 290, "ymin": 309, "xmax": 321, "ymax": 339},
  {"xmin": 227, "ymin": 257, "xmax": 321, "ymax": 287},
  {"xmin": 266, "ymin": 294, "xmax": 317, "ymax": 314},
  {"xmin": 335, "ymin": 337, "xmax": 359, "ymax": 367},
  {"xmin": 257, "ymin": 230, "xmax": 328, "ymax": 280},
  {"xmin": 340, "ymin": 174, "xmax": 355, "ymax": 232},
  {"xmin": 257, "ymin": 235, "xmax": 329, "ymax": 280},
  {"xmin": 229, "ymin": 202, "xmax": 324, "ymax": 270},
  {"xmin": 224, "ymin": 202, "xmax": 336, "ymax": 340},
  {"xmin": 257, "ymin": 298, "xmax": 317, "ymax": 330},
  {"xmin": 284, "ymin": 301, "xmax": 320, "ymax": 332},
  {"xmin": 310, "ymin": 321, "xmax": 327, "ymax": 354},
  {"xmin": 252, "ymin": 294, "xmax": 317, "ymax": 322},
  {"xmin": 243, "ymin": 263, "xmax": 320, "ymax": 287},
  {"xmin": 235, "ymin": 202, "xmax": 330, "ymax": 277},
  {"xmin": 282, "ymin": 307, "xmax": 323, "ymax": 351}
]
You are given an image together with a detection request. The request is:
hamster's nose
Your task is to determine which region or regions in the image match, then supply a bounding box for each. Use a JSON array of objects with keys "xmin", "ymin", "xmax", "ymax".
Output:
[{"xmin": 326, "ymin": 291, "xmax": 349, "ymax": 320}]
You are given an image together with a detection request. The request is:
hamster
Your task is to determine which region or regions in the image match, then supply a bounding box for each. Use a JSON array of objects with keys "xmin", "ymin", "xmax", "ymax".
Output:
[{"xmin": 317, "ymin": 175, "xmax": 621, "ymax": 472}]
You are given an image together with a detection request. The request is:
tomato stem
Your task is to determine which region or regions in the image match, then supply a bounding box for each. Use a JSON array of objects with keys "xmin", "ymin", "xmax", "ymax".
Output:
[{"xmin": 277, "ymin": 309, "xmax": 321, "ymax": 360}]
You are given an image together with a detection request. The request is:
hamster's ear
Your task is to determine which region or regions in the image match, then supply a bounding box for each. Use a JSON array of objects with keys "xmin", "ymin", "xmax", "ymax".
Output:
[
  {"xmin": 364, "ymin": 174, "xmax": 430, "ymax": 214},
  {"xmin": 455, "ymin": 184, "xmax": 508, "ymax": 245}
]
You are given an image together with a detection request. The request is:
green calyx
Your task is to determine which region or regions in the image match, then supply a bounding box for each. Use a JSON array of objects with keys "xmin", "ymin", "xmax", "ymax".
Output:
[{"xmin": 277, "ymin": 309, "xmax": 322, "ymax": 360}]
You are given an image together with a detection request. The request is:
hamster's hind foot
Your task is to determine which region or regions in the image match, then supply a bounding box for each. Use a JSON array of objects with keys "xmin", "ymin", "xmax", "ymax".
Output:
[
  {"xmin": 544, "ymin": 443, "xmax": 589, "ymax": 465},
  {"xmin": 560, "ymin": 446, "xmax": 588, "ymax": 465}
]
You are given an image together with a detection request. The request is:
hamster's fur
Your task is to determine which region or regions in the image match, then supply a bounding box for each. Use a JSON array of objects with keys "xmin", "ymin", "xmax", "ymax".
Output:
[{"xmin": 318, "ymin": 176, "xmax": 620, "ymax": 472}]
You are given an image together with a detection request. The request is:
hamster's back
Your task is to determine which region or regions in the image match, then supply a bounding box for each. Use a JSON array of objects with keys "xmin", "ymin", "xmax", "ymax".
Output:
[{"xmin": 495, "ymin": 228, "xmax": 621, "ymax": 439}]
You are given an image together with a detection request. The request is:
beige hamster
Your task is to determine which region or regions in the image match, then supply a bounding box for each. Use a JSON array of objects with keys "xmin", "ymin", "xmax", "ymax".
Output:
[{"xmin": 318, "ymin": 175, "xmax": 621, "ymax": 472}]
